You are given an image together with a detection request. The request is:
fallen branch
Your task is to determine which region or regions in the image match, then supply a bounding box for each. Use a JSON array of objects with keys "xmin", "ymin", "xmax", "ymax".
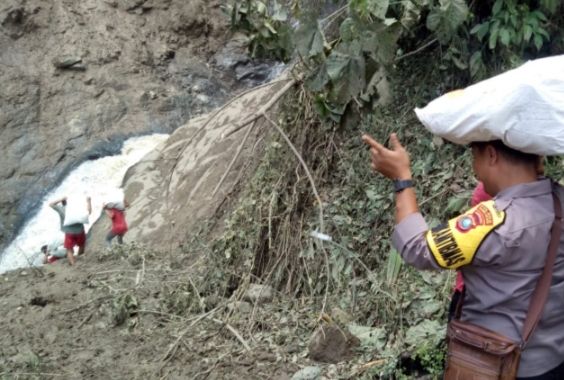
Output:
[
  {"xmin": 76, "ymin": 310, "xmax": 95, "ymax": 329},
  {"xmin": 395, "ymin": 38, "xmax": 438, "ymax": 62},
  {"xmin": 61, "ymin": 295, "xmax": 110, "ymax": 314},
  {"xmin": 138, "ymin": 309, "xmax": 188, "ymax": 321},
  {"xmin": 224, "ymin": 78, "xmax": 298, "ymax": 138},
  {"xmin": 351, "ymin": 358, "xmax": 387, "ymax": 376},
  {"xmin": 210, "ymin": 317, "xmax": 251, "ymax": 352},
  {"xmin": 193, "ymin": 352, "xmax": 231, "ymax": 380},
  {"xmin": 160, "ymin": 307, "xmax": 220, "ymax": 369}
]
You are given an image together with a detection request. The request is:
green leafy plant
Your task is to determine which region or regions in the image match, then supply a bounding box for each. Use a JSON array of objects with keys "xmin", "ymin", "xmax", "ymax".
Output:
[
  {"xmin": 227, "ymin": 0, "xmax": 562, "ymax": 118},
  {"xmin": 224, "ymin": 0, "xmax": 294, "ymax": 60},
  {"xmin": 111, "ymin": 293, "xmax": 139, "ymax": 327},
  {"xmin": 470, "ymin": 0, "xmax": 551, "ymax": 52}
]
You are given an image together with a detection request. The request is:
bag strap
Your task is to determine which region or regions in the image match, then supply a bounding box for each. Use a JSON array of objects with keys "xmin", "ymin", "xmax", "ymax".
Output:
[{"xmin": 521, "ymin": 186, "xmax": 562, "ymax": 347}]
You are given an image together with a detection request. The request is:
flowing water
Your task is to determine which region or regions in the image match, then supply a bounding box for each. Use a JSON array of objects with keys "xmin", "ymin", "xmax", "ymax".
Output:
[{"xmin": 0, "ymin": 134, "xmax": 169, "ymax": 274}]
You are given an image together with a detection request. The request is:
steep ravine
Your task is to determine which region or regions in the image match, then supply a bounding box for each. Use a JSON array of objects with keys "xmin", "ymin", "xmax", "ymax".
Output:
[{"xmin": 0, "ymin": 0, "xmax": 272, "ymax": 252}]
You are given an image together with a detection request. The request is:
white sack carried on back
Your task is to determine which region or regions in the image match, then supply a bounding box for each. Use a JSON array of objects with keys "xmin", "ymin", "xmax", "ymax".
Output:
[
  {"xmin": 414, "ymin": 55, "xmax": 564, "ymax": 155},
  {"xmin": 63, "ymin": 194, "xmax": 90, "ymax": 226},
  {"xmin": 104, "ymin": 188, "xmax": 125, "ymax": 210}
]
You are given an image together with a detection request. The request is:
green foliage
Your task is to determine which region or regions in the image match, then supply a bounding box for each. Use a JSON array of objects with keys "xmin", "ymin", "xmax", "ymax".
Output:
[
  {"xmin": 415, "ymin": 339, "xmax": 447, "ymax": 378},
  {"xmin": 349, "ymin": 0, "xmax": 390, "ymax": 20},
  {"xmin": 224, "ymin": 0, "xmax": 294, "ymax": 60},
  {"xmin": 227, "ymin": 0, "xmax": 562, "ymax": 118},
  {"xmin": 426, "ymin": 0, "xmax": 469, "ymax": 44},
  {"xmin": 470, "ymin": 1, "xmax": 551, "ymax": 52},
  {"xmin": 216, "ymin": 1, "xmax": 564, "ymax": 376},
  {"xmin": 207, "ymin": 58, "xmax": 480, "ymax": 376},
  {"xmin": 295, "ymin": 17, "xmax": 327, "ymax": 58},
  {"xmin": 111, "ymin": 293, "xmax": 139, "ymax": 327},
  {"xmin": 385, "ymin": 248, "xmax": 402, "ymax": 285}
]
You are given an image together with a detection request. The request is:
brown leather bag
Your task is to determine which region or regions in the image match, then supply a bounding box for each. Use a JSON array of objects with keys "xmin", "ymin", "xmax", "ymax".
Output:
[
  {"xmin": 444, "ymin": 189, "xmax": 562, "ymax": 380},
  {"xmin": 445, "ymin": 320, "xmax": 521, "ymax": 379}
]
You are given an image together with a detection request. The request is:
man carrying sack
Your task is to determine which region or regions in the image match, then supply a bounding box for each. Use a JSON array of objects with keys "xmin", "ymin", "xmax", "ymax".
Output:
[{"xmin": 362, "ymin": 55, "xmax": 564, "ymax": 379}]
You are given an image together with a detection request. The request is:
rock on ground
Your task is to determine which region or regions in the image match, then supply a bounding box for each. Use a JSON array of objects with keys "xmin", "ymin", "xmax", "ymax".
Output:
[{"xmin": 308, "ymin": 323, "xmax": 360, "ymax": 364}]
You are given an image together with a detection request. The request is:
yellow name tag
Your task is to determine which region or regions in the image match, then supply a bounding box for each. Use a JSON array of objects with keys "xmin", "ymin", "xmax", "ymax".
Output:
[{"xmin": 425, "ymin": 200, "xmax": 505, "ymax": 269}]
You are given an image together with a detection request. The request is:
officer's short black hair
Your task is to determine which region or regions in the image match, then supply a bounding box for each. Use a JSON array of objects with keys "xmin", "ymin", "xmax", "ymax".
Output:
[
  {"xmin": 471, "ymin": 140, "xmax": 539, "ymax": 167},
  {"xmin": 40, "ymin": 245, "xmax": 48, "ymax": 253}
]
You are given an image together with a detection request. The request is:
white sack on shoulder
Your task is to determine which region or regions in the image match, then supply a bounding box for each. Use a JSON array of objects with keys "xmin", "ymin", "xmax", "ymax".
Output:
[
  {"xmin": 414, "ymin": 55, "xmax": 564, "ymax": 155},
  {"xmin": 63, "ymin": 195, "xmax": 90, "ymax": 226},
  {"xmin": 104, "ymin": 188, "xmax": 125, "ymax": 210}
]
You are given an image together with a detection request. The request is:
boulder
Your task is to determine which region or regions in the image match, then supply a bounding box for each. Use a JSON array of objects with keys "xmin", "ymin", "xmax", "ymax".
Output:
[{"xmin": 308, "ymin": 323, "xmax": 360, "ymax": 363}]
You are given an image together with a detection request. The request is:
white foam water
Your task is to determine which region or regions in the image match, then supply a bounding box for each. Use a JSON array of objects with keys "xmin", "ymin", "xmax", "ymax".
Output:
[{"xmin": 0, "ymin": 134, "xmax": 169, "ymax": 274}]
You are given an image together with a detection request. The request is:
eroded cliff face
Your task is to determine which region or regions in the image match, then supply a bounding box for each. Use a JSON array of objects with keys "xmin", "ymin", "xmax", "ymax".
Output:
[{"xmin": 0, "ymin": 0, "xmax": 256, "ymax": 249}]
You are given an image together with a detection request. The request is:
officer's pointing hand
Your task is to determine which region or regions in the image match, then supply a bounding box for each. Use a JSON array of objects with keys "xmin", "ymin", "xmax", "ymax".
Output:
[{"xmin": 362, "ymin": 133, "xmax": 412, "ymax": 179}]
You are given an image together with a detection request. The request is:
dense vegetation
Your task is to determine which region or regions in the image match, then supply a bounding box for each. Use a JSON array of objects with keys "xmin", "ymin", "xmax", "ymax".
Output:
[
  {"xmin": 192, "ymin": 1, "xmax": 564, "ymax": 377},
  {"xmin": 225, "ymin": 0, "xmax": 563, "ymax": 121}
]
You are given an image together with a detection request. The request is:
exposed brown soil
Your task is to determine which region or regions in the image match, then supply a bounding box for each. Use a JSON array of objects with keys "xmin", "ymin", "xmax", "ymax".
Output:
[{"xmin": 0, "ymin": 245, "xmax": 352, "ymax": 380}]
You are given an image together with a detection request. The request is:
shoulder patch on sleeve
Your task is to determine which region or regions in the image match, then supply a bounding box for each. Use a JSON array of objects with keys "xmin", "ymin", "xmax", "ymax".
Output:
[{"xmin": 425, "ymin": 200, "xmax": 505, "ymax": 269}]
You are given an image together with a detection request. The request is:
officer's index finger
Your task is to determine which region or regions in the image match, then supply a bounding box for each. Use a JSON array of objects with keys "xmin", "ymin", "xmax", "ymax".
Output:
[{"xmin": 362, "ymin": 134, "xmax": 385, "ymax": 151}]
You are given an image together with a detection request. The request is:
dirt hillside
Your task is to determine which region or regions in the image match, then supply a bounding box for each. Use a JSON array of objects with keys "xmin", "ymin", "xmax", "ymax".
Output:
[{"xmin": 0, "ymin": 246, "xmax": 356, "ymax": 380}]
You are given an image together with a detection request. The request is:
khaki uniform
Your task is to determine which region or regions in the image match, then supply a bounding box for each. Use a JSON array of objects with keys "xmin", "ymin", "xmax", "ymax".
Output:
[{"xmin": 392, "ymin": 178, "xmax": 564, "ymax": 377}]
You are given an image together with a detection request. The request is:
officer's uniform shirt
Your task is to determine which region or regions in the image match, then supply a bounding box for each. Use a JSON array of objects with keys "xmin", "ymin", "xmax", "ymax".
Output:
[{"xmin": 392, "ymin": 178, "xmax": 564, "ymax": 378}]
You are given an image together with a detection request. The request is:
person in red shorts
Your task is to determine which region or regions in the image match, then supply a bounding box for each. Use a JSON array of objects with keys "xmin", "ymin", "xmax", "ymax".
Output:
[
  {"xmin": 49, "ymin": 196, "xmax": 91, "ymax": 266},
  {"xmin": 103, "ymin": 199, "xmax": 129, "ymax": 247}
]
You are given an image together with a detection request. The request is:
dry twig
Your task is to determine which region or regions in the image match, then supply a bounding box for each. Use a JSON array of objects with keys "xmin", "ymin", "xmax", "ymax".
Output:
[
  {"xmin": 61, "ymin": 295, "xmax": 110, "ymax": 314},
  {"xmin": 262, "ymin": 113, "xmax": 331, "ymax": 316},
  {"xmin": 224, "ymin": 78, "xmax": 298, "ymax": 139},
  {"xmin": 210, "ymin": 317, "xmax": 251, "ymax": 352}
]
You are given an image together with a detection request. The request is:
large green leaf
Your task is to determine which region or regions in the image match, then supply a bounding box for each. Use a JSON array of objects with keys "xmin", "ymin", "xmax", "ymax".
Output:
[
  {"xmin": 339, "ymin": 17, "xmax": 358, "ymax": 42},
  {"xmin": 295, "ymin": 18, "xmax": 326, "ymax": 58},
  {"xmin": 306, "ymin": 61, "xmax": 330, "ymax": 92},
  {"xmin": 314, "ymin": 97, "xmax": 347, "ymax": 122},
  {"xmin": 347, "ymin": 324, "xmax": 386, "ymax": 350},
  {"xmin": 405, "ymin": 319, "xmax": 446, "ymax": 349},
  {"xmin": 366, "ymin": 0, "xmax": 390, "ymax": 20},
  {"xmin": 350, "ymin": 0, "xmax": 390, "ymax": 20},
  {"xmin": 271, "ymin": 1, "xmax": 289, "ymax": 22},
  {"xmin": 325, "ymin": 46, "xmax": 366, "ymax": 104},
  {"xmin": 360, "ymin": 21, "xmax": 401, "ymax": 64},
  {"xmin": 386, "ymin": 248, "xmax": 402, "ymax": 285},
  {"xmin": 426, "ymin": 0, "xmax": 469, "ymax": 44}
]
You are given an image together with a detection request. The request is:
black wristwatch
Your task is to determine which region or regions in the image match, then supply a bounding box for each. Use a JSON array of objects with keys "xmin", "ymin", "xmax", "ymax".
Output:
[{"xmin": 393, "ymin": 179, "xmax": 414, "ymax": 193}]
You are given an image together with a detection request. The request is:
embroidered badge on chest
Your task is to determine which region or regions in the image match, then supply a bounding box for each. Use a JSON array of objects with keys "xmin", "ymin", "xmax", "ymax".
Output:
[{"xmin": 426, "ymin": 200, "xmax": 505, "ymax": 269}]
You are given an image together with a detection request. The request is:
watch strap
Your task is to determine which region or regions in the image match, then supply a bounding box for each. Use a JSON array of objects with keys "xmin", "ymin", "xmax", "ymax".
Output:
[{"xmin": 393, "ymin": 179, "xmax": 413, "ymax": 193}]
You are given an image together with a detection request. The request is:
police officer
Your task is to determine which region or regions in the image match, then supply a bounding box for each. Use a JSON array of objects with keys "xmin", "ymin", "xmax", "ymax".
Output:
[{"xmin": 362, "ymin": 133, "xmax": 564, "ymax": 379}]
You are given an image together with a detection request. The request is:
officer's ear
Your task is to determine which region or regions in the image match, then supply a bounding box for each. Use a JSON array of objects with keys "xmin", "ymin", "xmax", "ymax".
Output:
[{"xmin": 485, "ymin": 144, "xmax": 499, "ymax": 166}]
